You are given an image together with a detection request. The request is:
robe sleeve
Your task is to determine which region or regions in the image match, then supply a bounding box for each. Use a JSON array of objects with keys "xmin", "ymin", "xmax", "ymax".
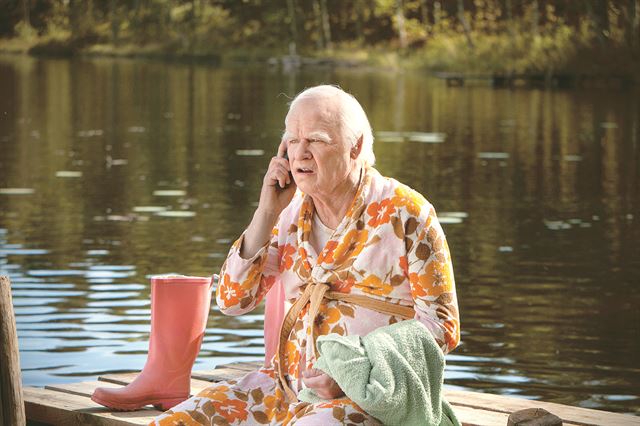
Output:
[
  {"xmin": 406, "ymin": 203, "xmax": 460, "ymax": 354},
  {"xmin": 216, "ymin": 225, "xmax": 281, "ymax": 316}
]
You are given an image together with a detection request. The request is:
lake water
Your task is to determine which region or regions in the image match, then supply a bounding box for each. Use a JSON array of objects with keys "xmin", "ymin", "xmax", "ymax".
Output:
[{"xmin": 0, "ymin": 55, "xmax": 638, "ymax": 416}]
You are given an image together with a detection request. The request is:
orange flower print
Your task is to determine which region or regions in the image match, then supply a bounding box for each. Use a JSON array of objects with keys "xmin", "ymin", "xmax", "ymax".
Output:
[
  {"xmin": 366, "ymin": 198, "xmax": 396, "ymax": 227},
  {"xmin": 156, "ymin": 412, "xmax": 201, "ymax": 426},
  {"xmin": 333, "ymin": 229, "xmax": 368, "ymax": 264},
  {"xmin": 318, "ymin": 240, "xmax": 338, "ymax": 264},
  {"xmin": 391, "ymin": 186, "xmax": 425, "ymax": 216},
  {"xmin": 399, "ymin": 256, "xmax": 409, "ymax": 277},
  {"xmin": 317, "ymin": 398, "xmax": 364, "ymax": 412},
  {"xmin": 285, "ymin": 340, "xmax": 300, "ymax": 377},
  {"xmin": 197, "ymin": 384, "xmax": 230, "ymax": 401},
  {"xmin": 409, "ymin": 261, "xmax": 452, "ymax": 299},
  {"xmin": 315, "ymin": 305, "xmax": 341, "ymax": 335},
  {"xmin": 211, "ymin": 397, "xmax": 248, "ymax": 423},
  {"xmin": 333, "ymin": 277, "xmax": 355, "ymax": 293},
  {"xmin": 218, "ymin": 274, "xmax": 245, "ymax": 307},
  {"xmin": 279, "ymin": 244, "xmax": 296, "ymax": 272},
  {"xmin": 444, "ymin": 320, "xmax": 459, "ymax": 352},
  {"xmin": 297, "ymin": 246, "xmax": 312, "ymax": 272},
  {"xmin": 359, "ymin": 275, "xmax": 393, "ymax": 296}
]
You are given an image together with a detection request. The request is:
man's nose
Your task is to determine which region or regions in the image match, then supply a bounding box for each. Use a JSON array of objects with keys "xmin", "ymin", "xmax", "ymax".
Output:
[{"xmin": 294, "ymin": 139, "xmax": 312, "ymax": 159}]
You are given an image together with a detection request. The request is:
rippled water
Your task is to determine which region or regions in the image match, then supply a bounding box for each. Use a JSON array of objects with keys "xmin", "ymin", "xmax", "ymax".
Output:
[{"xmin": 0, "ymin": 55, "xmax": 638, "ymax": 415}]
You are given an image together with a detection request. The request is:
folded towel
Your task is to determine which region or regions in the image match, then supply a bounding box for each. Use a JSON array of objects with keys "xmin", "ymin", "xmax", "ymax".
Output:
[{"xmin": 298, "ymin": 319, "xmax": 460, "ymax": 426}]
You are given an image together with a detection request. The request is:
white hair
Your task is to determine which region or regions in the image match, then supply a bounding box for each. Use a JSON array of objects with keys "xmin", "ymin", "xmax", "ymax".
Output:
[{"xmin": 286, "ymin": 85, "xmax": 376, "ymax": 167}]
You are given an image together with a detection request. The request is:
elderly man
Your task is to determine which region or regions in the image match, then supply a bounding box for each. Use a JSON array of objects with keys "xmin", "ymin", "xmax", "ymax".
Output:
[{"xmin": 150, "ymin": 85, "xmax": 460, "ymax": 425}]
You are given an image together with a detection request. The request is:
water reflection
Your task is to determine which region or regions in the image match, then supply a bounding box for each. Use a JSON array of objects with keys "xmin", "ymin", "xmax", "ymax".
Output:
[{"xmin": 0, "ymin": 55, "xmax": 638, "ymax": 415}]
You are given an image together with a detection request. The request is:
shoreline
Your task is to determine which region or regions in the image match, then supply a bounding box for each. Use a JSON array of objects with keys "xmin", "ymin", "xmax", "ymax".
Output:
[{"xmin": 1, "ymin": 38, "xmax": 638, "ymax": 85}]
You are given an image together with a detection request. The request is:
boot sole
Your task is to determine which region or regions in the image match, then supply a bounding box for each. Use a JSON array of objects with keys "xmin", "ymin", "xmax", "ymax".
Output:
[{"xmin": 91, "ymin": 394, "xmax": 187, "ymax": 412}]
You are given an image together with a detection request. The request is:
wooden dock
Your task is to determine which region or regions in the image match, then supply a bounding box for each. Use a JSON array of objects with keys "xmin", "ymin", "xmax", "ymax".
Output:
[{"xmin": 23, "ymin": 361, "xmax": 639, "ymax": 426}]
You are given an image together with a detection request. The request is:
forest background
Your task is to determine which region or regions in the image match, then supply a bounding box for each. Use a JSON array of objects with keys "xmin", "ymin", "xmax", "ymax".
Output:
[{"xmin": 1, "ymin": 0, "xmax": 639, "ymax": 76}]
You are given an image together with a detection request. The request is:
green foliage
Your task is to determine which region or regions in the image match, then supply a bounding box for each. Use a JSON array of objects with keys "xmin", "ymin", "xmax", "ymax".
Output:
[{"xmin": 0, "ymin": 0, "xmax": 638, "ymax": 75}]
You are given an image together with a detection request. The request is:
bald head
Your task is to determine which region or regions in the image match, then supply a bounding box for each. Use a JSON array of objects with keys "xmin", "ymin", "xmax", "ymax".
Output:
[{"xmin": 286, "ymin": 85, "xmax": 376, "ymax": 167}]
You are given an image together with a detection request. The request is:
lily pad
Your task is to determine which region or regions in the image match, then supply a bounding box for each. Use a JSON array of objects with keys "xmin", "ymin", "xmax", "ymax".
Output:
[
  {"xmin": 0, "ymin": 188, "xmax": 35, "ymax": 195},
  {"xmin": 153, "ymin": 190, "xmax": 186, "ymax": 197},
  {"xmin": 155, "ymin": 211, "xmax": 196, "ymax": 218}
]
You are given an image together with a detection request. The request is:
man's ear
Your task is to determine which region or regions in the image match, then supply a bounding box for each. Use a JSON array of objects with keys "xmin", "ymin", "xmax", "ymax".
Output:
[{"xmin": 351, "ymin": 135, "xmax": 363, "ymax": 159}]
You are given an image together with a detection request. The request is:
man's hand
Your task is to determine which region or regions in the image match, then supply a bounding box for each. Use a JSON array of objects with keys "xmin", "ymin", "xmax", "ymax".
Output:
[{"xmin": 302, "ymin": 368, "xmax": 345, "ymax": 399}]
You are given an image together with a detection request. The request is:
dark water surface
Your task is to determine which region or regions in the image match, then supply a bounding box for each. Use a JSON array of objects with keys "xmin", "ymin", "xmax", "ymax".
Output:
[{"xmin": 0, "ymin": 55, "xmax": 638, "ymax": 415}]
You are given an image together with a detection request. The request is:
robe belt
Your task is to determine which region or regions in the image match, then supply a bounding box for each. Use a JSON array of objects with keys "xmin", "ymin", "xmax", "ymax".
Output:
[{"xmin": 276, "ymin": 280, "xmax": 416, "ymax": 402}]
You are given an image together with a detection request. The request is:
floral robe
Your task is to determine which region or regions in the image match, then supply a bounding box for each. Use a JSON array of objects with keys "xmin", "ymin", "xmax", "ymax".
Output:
[{"xmin": 152, "ymin": 167, "xmax": 460, "ymax": 426}]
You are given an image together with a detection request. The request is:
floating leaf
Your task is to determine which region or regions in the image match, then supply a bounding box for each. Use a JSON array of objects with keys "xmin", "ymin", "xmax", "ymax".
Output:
[
  {"xmin": 407, "ymin": 132, "xmax": 446, "ymax": 143},
  {"xmin": 154, "ymin": 211, "xmax": 196, "ymax": 218},
  {"xmin": 0, "ymin": 188, "xmax": 35, "ymax": 195},
  {"xmin": 236, "ymin": 149, "xmax": 265, "ymax": 156},
  {"xmin": 133, "ymin": 206, "xmax": 168, "ymax": 213},
  {"xmin": 439, "ymin": 217, "xmax": 463, "ymax": 224},
  {"xmin": 153, "ymin": 190, "xmax": 186, "ymax": 197},
  {"xmin": 477, "ymin": 152, "xmax": 509, "ymax": 159},
  {"xmin": 56, "ymin": 170, "xmax": 82, "ymax": 178}
]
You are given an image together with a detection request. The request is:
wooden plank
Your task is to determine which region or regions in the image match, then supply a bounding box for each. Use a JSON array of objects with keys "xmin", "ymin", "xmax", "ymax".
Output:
[
  {"xmin": 24, "ymin": 386, "xmax": 161, "ymax": 426},
  {"xmin": 98, "ymin": 370, "xmax": 211, "ymax": 389},
  {"xmin": 191, "ymin": 367, "xmax": 254, "ymax": 382},
  {"xmin": 45, "ymin": 381, "xmax": 122, "ymax": 398},
  {"xmin": 47, "ymin": 379, "xmax": 214, "ymax": 402},
  {"xmin": 445, "ymin": 390, "xmax": 639, "ymax": 426},
  {"xmin": 216, "ymin": 361, "xmax": 262, "ymax": 371},
  {"xmin": 452, "ymin": 405, "xmax": 517, "ymax": 426}
]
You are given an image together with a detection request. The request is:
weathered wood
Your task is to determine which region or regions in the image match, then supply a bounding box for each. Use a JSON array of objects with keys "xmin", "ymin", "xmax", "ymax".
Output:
[
  {"xmin": 23, "ymin": 361, "xmax": 640, "ymax": 426},
  {"xmin": 445, "ymin": 389, "xmax": 639, "ymax": 426},
  {"xmin": 508, "ymin": 408, "xmax": 562, "ymax": 426},
  {"xmin": 45, "ymin": 381, "xmax": 124, "ymax": 398},
  {"xmin": 0, "ymin": 275, "xmax": 26, "ymax": 426},
  {"xmin": 24, "ymin": 386, "xmax": 161, "ymax": 426},
  {"xmin": 453, "ymin": 404, "xmax": 516, "ymax": 426},
  {"xmin": 95, "ymin": 374, "xmax": 213, "ymax": 396},
  {"xmin": 217, "ymin": 361, "xmax": 262, "ymax": 371}
]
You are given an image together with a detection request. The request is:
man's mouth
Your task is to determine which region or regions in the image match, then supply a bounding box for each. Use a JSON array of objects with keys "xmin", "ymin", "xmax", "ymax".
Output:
[{"xmin": 296, "ymin": 167, "xmax": 314, "ymax": 174}]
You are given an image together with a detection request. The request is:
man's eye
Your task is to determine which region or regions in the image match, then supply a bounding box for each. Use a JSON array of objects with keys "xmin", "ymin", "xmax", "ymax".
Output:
[{"xmin": 289, "ymin": 139, "xmax": 298, "ymax": 144}]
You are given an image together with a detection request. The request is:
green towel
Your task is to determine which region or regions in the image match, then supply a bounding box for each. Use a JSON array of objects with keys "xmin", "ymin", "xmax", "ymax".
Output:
[{"xmin": 298, "ymin": 319, "xmax": 460, "ymax": 426}]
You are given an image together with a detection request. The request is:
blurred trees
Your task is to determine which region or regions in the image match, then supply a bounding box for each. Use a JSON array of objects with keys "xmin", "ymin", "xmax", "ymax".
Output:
[{"xmin": 0, "ymin": 1, "xmax": 638, "ymax": 73}]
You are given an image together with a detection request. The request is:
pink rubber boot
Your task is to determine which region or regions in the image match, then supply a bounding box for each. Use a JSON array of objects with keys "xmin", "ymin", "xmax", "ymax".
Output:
[{"xmin": 92, "ymin": 275, "xmax": 212, "ymax": 411}]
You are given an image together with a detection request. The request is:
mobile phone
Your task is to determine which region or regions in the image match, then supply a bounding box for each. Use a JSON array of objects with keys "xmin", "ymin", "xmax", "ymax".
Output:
[{"xmin": 281, "ymin": 152, "xmax": 293, "ymax": 189}]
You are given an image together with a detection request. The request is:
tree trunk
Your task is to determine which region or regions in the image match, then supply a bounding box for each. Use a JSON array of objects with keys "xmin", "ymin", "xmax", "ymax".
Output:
[
  {"xmin": 320, "ymin": 0, "xmax": 332, "ymax": 50},
  {"xmin": 633, "ymin": 0, "xmax": 640, "ymax": 47},
  {"xmin": 110, "ymin": 0, "xmax": 120, "ymax": 46},
  {"xmin": 506, "ymin": 0, "xmax": 515, "ymax": 38},
  {"xmin": 396, "ymin": 0, "xmax": 407, "ymax": 49},
  {"xmin": 421, "ymin": 0, "xmax": 429, "ymax": 32},
  {"xmin": 434, "ymin": 1, "xmax": 441, "ymax": 26},
  {"xmin": 531, "ymin": 0, "xmax": 539, "ymax": 36},
  {"xmin": 355, "ymin": 0, "xmax": 365, "ymax": 43},
  {"xmin": 69, "ymin": 0, "xmax": 79, "ymax": 39},
  {"xmin": 287, "ymin": 0, "xmax": 298, "ymax": 54},
  {"xmin": 21, "ymin": 0, "xmax": 30, "ymax": 27},
  {"xmin": 313, "ymin": 0, "xmax": 324, "ymax": 49},
  {"xmin": 457, "ymin": 0, "xmax": 474, "ymax": 49}
]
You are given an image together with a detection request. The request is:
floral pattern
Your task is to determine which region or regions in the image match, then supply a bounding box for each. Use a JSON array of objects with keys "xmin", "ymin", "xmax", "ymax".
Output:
[{"xmin": 152, "ymin": 167, "xmax": 459, "ymax": 425}]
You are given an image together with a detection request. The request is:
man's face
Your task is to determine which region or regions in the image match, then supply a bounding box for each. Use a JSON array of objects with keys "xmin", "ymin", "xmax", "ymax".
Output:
[{"xmin": 283, "ymin": 98, "xmax": 355, "ymax": 198}]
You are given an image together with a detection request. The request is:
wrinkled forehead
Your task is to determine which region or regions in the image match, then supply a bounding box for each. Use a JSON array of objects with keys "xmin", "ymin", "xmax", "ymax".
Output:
[{"xmin": 284, "ymin": 96, "xmax": 340, "ymax": 131}]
